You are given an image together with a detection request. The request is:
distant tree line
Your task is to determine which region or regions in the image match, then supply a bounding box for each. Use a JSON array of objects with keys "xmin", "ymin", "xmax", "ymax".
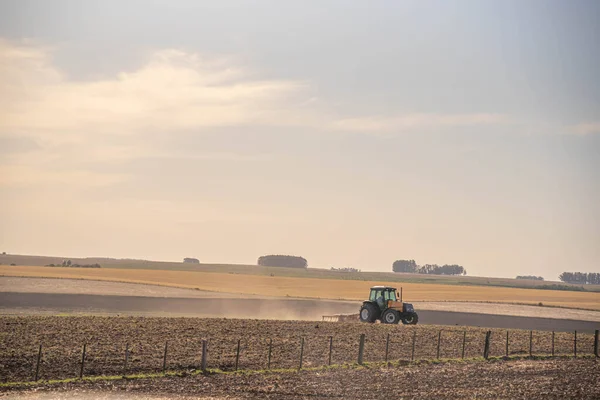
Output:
[
  {"xmin": 559, "ymin": 272, "xmax": 600, "ymax": 285},
  {"xmin": 392, "ymin": 259, "xmax": 466, "ymax": 276},
  {"xmin": 183, "ymin": 258, "xmax": 200, "ymax": 264},
  {"xmin": 258, "ymin": 255, "xmax": 307, "ymax": 269},
  {"xmin": 516, "ymin": 275, "xmax": 544, "ymax": 281},
  {"xmin": 330, "ymin": 267, "xmax": 361, "ymax": 272},
  {"xmin": 537, "ymin": 284, "xmax": 586, "ymax": 292},
  {"xmin": 45, "ymin": 260, "xmax": 101, "ymax": 268}
]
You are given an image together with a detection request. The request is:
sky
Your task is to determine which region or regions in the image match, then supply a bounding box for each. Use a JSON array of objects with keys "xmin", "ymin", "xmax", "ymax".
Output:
[{"xmin": 0, "ymin": 0, "xmax": 599, "ymax": 280}]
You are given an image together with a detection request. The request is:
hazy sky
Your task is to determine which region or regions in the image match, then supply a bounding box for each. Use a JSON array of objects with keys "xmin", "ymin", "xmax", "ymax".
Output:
[{"xmin": 1, "ymin": 1, "xmax": 598, "ymax": 279}]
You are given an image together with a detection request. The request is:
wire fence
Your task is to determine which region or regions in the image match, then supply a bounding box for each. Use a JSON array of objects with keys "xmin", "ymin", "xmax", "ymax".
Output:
[{"xmin": 4, "ymin": 328, "xmax": 599, "ymax": 383}]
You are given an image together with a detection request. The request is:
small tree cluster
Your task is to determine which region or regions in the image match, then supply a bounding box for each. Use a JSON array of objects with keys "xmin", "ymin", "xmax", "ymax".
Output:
[
  {"xmin": 392, "ymin": 259, "xmax": 466, "ymax": 275},
  {"xmin": 559, "ymin": 272, "xmax": 600, "ymax": 285},
  {"xmin": 183, "ymin": 258, "xmax": 200, "ymax": 264},
  {"xmin": 392, "ymin": 260, "xmax": 418, "ymax": 273},
  {"xmin": 330, "ymin": 267, "xmax": 361, "ymax": 272},
  {"xmin": 516, "ymin": 275, "xmax": 544, "ymax": 281},
  {"xmin": 419, "ymin": 264, "xmax": 466, "ymax": 275},
  {"xmin": 45, "ymin": 263, "xmax": 101, "ymax": 268},
  {"xmin": 257, "ymin": 255, "xmax": 307, "ymax": 269}
]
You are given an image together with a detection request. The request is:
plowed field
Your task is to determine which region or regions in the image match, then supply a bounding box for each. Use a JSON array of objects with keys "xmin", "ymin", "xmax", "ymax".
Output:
[
  {"xmin": 1, "ymin": 316, "xmax": 596, "ymax": 384},
  {"xmin": 6, "ymin": 359, "xmax": 600, "ymax": 399}
]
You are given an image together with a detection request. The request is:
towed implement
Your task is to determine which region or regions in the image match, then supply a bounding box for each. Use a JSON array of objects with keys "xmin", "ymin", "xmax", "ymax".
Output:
[{"xmin": 359, "ymin": 286, "xmax": 418, "ymax": 324}]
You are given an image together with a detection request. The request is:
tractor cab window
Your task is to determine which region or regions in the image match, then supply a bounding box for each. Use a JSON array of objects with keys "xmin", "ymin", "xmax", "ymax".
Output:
[
  {"xmin": 370, "ymin": 289, "xmax": 384, "ymax": 302},
  {"xmin": 375, "ymin": 290, "xmax": 385, "ymax": 308},
  {"xmin": 385, "ymin": 290, "xmax": 396, "ymax": 301}
]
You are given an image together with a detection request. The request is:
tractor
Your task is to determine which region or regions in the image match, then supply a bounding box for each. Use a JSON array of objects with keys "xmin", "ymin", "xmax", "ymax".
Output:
[{"xmin": 359, "ymin": 286, "xmax": 418, "ymax": 324}]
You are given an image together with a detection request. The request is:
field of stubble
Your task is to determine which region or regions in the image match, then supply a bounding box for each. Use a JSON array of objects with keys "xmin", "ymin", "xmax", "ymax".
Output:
[
  {"xmin": 1, "ymin": 316, "xmax": 596, "ymax": 384},
  {"xmin": 3, "ymin": 266, "xmax": 600, "ymax": 310}
]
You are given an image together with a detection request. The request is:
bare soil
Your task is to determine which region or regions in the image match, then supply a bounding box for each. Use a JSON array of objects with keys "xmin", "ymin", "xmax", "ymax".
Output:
[
  {"xmin": 5, "ymin": 359, "xmax": 600, "ymax": 399},
  {"xmin": 1, "ymin": 316, "xmax": 597, "ymax": 384}
]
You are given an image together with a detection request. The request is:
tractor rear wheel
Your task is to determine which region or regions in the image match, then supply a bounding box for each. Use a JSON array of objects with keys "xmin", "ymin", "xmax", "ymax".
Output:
[
  {"xmin": 359, "ymin": 303, "xmax": 378, "ymax": 323},
  {"xmin": 382, "ymin": 309, "xmax": 400, "ymax": 324},
  {"xmin": 402, "ymin": 312, "xmax": 419, "ymax": 325}
]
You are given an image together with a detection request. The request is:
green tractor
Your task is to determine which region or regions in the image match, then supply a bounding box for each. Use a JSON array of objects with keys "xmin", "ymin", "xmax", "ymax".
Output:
[{"xmin": 359, "ymin": 286, "xmax": 418, "ymax": 325}]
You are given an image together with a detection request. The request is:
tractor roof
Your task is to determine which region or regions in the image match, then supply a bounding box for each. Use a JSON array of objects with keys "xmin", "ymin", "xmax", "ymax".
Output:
[{"xmin": 370, "ymin": 286, "xmax": 397, "ymax": 291}]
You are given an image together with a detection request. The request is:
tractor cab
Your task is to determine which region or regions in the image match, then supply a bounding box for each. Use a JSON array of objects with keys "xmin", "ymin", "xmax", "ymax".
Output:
[
  {"xmin": 368, "ymin": 286, "xmax": 400, "ymax": 310},
  {"xmin": 359, "ymin": 285, "xmax": 418, "ymax": 325}
]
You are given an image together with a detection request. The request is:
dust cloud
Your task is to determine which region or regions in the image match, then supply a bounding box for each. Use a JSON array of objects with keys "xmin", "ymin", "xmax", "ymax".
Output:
[{"xmin": 0, "ymin": 292, "xmax": 359, "ymax": 321}]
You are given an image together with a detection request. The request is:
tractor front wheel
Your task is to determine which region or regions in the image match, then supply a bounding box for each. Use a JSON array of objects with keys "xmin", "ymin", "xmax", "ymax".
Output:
[
  {"xmin": 402, "ymin": 312, "xmax": 419, "ymax": 325},
  {"xmin": 382, "ymin": 309, "xmax": 400, "ymax": 324},
  {"xmin": 359, "ymin": 303, "xmax": 378, "ymax": 323}
]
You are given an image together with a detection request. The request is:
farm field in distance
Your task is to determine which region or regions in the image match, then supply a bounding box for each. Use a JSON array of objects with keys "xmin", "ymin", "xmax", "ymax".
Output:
[
  {"xmin": 2, "ymin": 265, "xmax": 600, "ymax": 311},
  {"xmin": 2, "ymin": 253, "xmax": 598, "ymax": 292}
]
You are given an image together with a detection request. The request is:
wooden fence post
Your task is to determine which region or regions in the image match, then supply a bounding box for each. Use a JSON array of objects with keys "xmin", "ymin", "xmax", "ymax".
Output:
[
  {"xmin": 267, "ymin": 339, "xmax": 272, "ymax": 370},
  {"xmin": 461, "ymin": 331, "xmax": 466, "ymax": 359},
  {"xmin": 411, "ymin": 330, "xmax": 417, "ymax": 361},
  {"xmin": 201, "ymin": 339, "xmax": 208, "ymax": 371},
  {"xmin": 437, "ymin": 330, "xmax": 442, "ymax": 359},
  {"xmin": 357, "ymin": 334, "xmax": 365, "ymax": 365},
  {"xmin": 162, "ymin": 341, "xmax": 168, "ymax": 373},
  {"xmin": 573, "ymin": 331, "xmax": 577, "ymax": 358},
  {"xmin": 594, "ymin": 330, "xmax": 599, "ymax": 358},
  {"xmin": 328, "ymin": 336, "xmax": 333, "ymax": 366},
  {"xmin": 34, "ymin": 344, "xmax": 42, "ymax": 381},
  {"xmin": 529, "ymin": 331, "xmax": 533, "ymax": 357},
  {"xmin": 505, "ymin": 331, "xmax": 509, "ymax": 357},
  {"xmin": 385, "ymin": 333, "xmax": 390, "ymax": 362},
  {"xmin": 551, "ymin": 331, "xmax": 555, "ymax": 356},
  {"xmin": 124, "ymin": 343, "xmax": 129, "ymax": 374},
  {"xmin": 79, "ymin": 343, "xmax": 86, "ymax": 379},
  {"xmin": 299, "ymin": 337, "xmax": 305, "ymax": 370},
  {"xmin": 235, "ymin": 339, "xmax": 241, "ymax": 371},
  {"xmin": 483, "ymin": 331, "xmax": 491, "ymax": 360}
]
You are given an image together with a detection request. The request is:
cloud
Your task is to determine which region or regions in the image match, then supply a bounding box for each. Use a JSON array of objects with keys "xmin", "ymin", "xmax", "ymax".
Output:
[
  {"xmin": 0, "ymin": 40, "xmax": 316, "ymax": 139},
  {"xmin": 0, "ymin": 38, "xmax": 512, "ymax": 189},
  {"xmin": 0, "ymin": 39, "xmax": 510, "ymax": 139},
  {"xmin": 0, "ymin": 38, "xmax": 321, "ymax": 188},
  {"xmin": 571, "ymin": 122, "xmax": 600, "ymax": 136},
  {"xmin": 330, "ymin": 113, "xmax": 508, "ymax": 133}
]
